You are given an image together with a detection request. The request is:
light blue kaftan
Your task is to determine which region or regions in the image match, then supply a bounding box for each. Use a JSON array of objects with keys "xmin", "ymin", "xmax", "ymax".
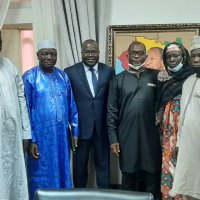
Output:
[{"xmin": 23, "ymin": 66, "xmax": 79, "ymax": 200}]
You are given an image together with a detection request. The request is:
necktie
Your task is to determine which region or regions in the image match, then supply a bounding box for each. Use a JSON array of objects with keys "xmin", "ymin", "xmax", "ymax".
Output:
[{"xmin": 89, "ymin": 67, "xmax": 98, "ymax": 95}]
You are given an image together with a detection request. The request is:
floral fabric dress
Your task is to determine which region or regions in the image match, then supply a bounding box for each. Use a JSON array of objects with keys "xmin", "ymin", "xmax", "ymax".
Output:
[{"xmin": 160, "ymin": 95, "xmax": 183, "ymax": 200}]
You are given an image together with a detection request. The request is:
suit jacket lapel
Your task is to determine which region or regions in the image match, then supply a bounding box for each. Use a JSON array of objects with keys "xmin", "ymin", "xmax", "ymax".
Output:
[{"xmin": 96, "ymin": 63, "xmax": 103, "ymax": 95}]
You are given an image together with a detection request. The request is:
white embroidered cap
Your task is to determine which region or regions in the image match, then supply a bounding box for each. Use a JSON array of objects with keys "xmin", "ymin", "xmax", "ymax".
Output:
[
  {"xmin": 37, "ymin": 39, "xmax": 56, "ymax": 51},
  {"xmin": 190, "ymin": 36, "xmax": 200, "ymax": 51}
]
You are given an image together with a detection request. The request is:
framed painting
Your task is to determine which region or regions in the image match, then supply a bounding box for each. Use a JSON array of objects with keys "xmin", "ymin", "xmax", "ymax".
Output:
[{"xmin": 107, "ymin": 23, "xmax": 200, "ymax": 74}]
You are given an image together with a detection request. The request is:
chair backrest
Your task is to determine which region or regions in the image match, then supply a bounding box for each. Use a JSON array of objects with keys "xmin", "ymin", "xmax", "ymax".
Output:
[{"xmin": 34, "ymin": 188, "xmax": 153, "ymax": 200}]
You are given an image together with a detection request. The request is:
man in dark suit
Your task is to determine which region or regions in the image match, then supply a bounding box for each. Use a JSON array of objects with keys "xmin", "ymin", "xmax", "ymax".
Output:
[{"xmin": 64, "ymin": 39, "xmax": 114, "ymax": 188}]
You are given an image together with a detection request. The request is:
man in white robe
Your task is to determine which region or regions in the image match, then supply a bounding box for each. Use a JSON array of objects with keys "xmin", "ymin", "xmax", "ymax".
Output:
[
  {"xmin": 0, "ymin": 31, "xmax": 31, "ymax": 200},
  {"xmin": 171, "ymin": 36, "xmax": 200, "ymax": 200}
]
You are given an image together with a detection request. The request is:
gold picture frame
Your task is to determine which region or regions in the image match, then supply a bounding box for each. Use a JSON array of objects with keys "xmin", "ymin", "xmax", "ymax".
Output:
[{"xmin": 107, "ymin": 23, "xmax": 200, "ymax": 73}]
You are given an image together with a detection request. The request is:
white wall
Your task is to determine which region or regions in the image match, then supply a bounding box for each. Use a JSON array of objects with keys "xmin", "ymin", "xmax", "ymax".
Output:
[{"xmin": 109, "ymin": 0, "xmax": 200, "ymax": 25}]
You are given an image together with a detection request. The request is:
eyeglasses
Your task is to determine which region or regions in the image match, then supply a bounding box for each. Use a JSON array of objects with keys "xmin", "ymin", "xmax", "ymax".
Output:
[
  {"xmin": 128, "ymin": 51, "xmax": 145, "ymax": 57},
  {"xmin": 39, "ymin": 52, "xmax": 57, "ymax": 59}
]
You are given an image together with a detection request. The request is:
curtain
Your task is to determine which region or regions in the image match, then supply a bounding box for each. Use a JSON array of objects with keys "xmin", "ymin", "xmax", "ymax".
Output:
[
  {"xmin": 31, "ymin": 0, "xmax": 110, "ymax": 69},
  {"xmin": 31, "ymin": 0, "xmax": 59, "ymax": 66},
  {"xmin": 0, "ymin": 0, "xmax": 11, "ymax": 30},
  {"xmin": 95, "ymin": 0, "xmax": 112, "ymax": 63}
]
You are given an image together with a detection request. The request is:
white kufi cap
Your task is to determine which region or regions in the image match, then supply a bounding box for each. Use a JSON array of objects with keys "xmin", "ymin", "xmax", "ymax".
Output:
[
  {"xmin": 37, "ymin": 39, "xmax": 56, "ymax": 51},
  {"xmin": 190, "ymin": 36, "xmax": 200, "ymax": 51}
]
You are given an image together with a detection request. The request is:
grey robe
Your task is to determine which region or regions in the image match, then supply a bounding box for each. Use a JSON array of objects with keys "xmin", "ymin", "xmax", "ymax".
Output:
[
  {"xmin": 0, "ymin": 57, "xmax": 31, "ymax": 200},
  {"xmin": 171, "ymin": 74, "xmax": 200, "ymax": 199}
]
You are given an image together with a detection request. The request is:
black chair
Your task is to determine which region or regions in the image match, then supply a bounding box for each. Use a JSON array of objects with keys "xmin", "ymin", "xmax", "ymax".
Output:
[{"xmin": 34, "ymin": 188, "xmax": 153, "ymax": 200}]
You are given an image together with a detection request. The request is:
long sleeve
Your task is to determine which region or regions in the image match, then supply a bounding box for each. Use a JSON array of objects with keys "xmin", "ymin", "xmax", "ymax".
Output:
[
  {"xmin": 14, "ymin": 65, "xmax": 32, "ymax": 140},
  {"xmin": 22, "ymin": 72, "xmax": 36, "ymax": 142},
  {"xmin": 107, "ymin": 77, "xmax": 119, "ymax": 145},
  {"xmin": 66, "ymin": 75, "xmax": 79, "ymax": 137}
]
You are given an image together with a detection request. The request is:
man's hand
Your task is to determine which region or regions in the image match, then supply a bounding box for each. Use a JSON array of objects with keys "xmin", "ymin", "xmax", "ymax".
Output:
[
  {"xmin": 29, "ymin": 143, "xmax": 39, "ymax": 159},
  {"xmin": 23, "ymin": 139, "xmax": 30, "ymax": 152},
  {"xmin": 111, "ymin": 143, "xmax": 120, "ymax": 157}
]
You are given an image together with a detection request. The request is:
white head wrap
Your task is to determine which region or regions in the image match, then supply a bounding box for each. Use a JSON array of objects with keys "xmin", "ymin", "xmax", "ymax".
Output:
[
  {"xmin": 190, "ymin": 36, "xmax": 200, "ymax": 51},
  {"xmin": 166, "ymin": 44, "xmax": 180, "ymax": 53},
  {"xmin": 37, "ymin": 39, "xmax": 56, "ymax": 51}
]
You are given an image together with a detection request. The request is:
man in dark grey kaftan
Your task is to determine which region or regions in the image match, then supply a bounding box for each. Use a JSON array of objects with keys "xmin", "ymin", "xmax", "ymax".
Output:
[{"xmin": 107, "ymin": 41, "xmax": 161, "ymax": 199}]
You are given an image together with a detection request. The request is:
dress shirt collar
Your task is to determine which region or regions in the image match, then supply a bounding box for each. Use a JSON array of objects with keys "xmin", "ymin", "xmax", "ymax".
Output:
[{"xmin": 83, "ymin": 62, "xmax": 98, "ymax": 72}]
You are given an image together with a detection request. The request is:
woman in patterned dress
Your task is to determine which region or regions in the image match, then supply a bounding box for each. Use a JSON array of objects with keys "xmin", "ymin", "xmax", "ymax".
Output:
[{"xmin": 156, "ymin": 43, "xmax": 194, "ymax": 200}]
